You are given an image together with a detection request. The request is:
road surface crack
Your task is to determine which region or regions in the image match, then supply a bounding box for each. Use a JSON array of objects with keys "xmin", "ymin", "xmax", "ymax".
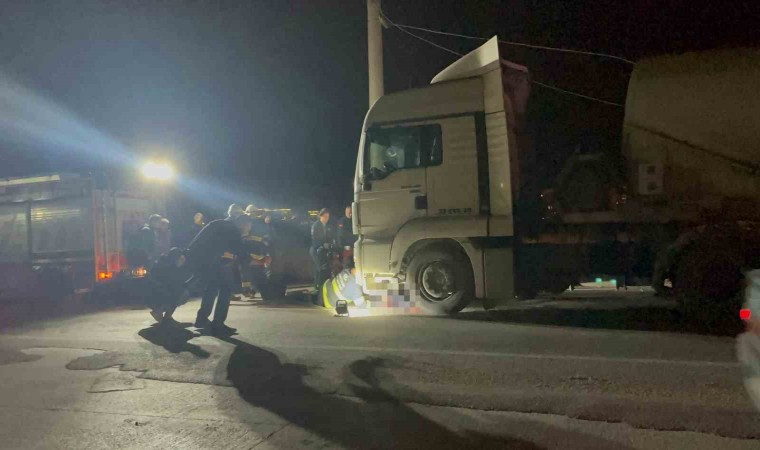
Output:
[{"xmin": 251, "ymin": 423, "xmax": 291, "ymax": 449}]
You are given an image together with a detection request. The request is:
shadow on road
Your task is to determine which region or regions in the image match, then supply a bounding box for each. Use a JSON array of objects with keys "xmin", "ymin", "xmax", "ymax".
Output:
[
  {"xmin": 222, "ymin": 336, "xmax": 536, "ymax": 449},
  {"xmin": 0, "ymin": 294, "xmax": 105, "ymax": 330},
  {"xmin": 138, "ymin": 324, "xmax": 210, "ymax": 358},
  {"xmin": 229, "ymin": 291, "xmax": 314, "ymax": 309},
  {"xmin": 221, "ymin": 336, "xmax": 635, "ymax": 449},
  {"xmin": 453, "ymin": 304, "xmax": 742, "ymax": 336}
]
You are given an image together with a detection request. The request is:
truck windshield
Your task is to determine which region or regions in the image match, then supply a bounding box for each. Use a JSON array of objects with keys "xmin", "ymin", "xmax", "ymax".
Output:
[{"xmin": 364, "ymin": 124, "xmax": 442, "ymax": 179}]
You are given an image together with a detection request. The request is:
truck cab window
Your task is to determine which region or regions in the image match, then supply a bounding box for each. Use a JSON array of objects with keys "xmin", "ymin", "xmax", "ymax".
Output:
[{"xmin": 365, "ymin": 124, "xmax": 442, "ymax": 179}]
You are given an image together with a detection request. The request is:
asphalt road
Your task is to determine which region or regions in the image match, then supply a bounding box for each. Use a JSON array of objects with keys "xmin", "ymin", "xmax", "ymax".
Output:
[{"xmin": 0, "ymin": 290, "xmax": 758, "ymax": 449}]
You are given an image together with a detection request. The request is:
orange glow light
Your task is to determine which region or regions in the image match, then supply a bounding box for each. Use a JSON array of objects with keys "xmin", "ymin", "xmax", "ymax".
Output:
[{"xmin": 97, "ymin": 271, "xmax": 113, "ymax": 280}]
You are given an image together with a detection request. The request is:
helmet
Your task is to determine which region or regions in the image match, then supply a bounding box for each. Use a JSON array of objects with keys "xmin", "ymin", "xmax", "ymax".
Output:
[{"xmin": 227, "ymin": 204, "xmax": 245, "ymax": 219}]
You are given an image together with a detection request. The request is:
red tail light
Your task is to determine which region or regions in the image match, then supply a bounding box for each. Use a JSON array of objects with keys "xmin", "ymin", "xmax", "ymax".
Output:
[{"xmin": 740, "ymin": 308, "xmax": 752, "ymax": 321}]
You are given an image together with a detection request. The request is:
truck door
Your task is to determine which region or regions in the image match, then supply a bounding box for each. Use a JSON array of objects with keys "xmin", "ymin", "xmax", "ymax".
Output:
[
  {"xmin": 356, "ymin": 123, "xmax": 442, "ymax": 238},
  {"xmin": 426, "ymin": 116, "xmax": 480, "ymax": 218}
]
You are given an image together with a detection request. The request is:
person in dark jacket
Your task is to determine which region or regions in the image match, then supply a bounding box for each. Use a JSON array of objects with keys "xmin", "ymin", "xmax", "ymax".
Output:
[
  {"xmin": 193, "ymin": 212, "xmax": 206, "ymax": 233},
  {"xmin": 146, "ymin": 248, "xmax": 187, "ymax": 325},
  {"xmin": 310, "ymin": 208, "xmax": 335, "ymax": 290},
  {"xmin": 156, "ymin": 217, "xmax": 172, "ymax": 257},
  {"xmin": 337, "ymin": 206, "xmax": 356, "ymax": 267},
  {"xmin": 183, "ymin": 212, "xmax": 206, "ymax": 247},
  {"xmin": 128, "ymin": 214, "xmax": 164, "ymax": 268},
  {"xmin": 186, "ymin": 214, "xmax": 252, "ymax": 336},
  {"xmin": 240, "ymin": 231, "xmax": 272, "ymax": 300}
]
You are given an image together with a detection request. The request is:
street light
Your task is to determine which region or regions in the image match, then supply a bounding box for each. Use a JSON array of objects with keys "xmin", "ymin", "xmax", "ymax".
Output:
[{"xmin": 141, "ymin": 161, "xmax": 174, "ymax": 181}]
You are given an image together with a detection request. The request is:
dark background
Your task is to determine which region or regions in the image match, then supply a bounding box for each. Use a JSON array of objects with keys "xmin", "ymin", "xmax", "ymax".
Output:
[{"xmin": 0, "ymin": 0, "xmax": 757, "ymax": 222}]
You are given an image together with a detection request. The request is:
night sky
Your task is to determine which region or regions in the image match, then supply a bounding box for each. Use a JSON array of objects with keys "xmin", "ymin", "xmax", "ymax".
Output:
[{"xmin": 0, "ymin": 0, "xmax": 757, "ymax": 215}]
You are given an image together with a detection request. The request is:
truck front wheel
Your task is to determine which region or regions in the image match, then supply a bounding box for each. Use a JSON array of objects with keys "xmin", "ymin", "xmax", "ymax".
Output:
[
  {"xmin": 407, "ymin": 247, "xmax": 474, "ymax": 315},
  {"xmin": 673, "ymin": 239, "xmax": 743, "ymax": 321}
]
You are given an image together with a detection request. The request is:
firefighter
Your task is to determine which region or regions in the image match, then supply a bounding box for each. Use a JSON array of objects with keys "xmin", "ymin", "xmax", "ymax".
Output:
[
  {"xmin": 337, "ymin": 205, "xmax": 356, "ymax": 268},
  {"xmin": 241, "ymin": 227, "xmax": 272, "ymax": 300},
  {"xmin": 186, "ymin": 213, "xmax": 252, "ymax": 336},
  {"xmin": 194, "ymin": 212, "xmax": 206, "ymax": 228},
  {"xmin": 191, "ymin": 212, "xmax": 206, "ymax": 239},
  {"xmin": 310, "ymin": 208, "xmax": 335, "ymax": 290},
  {"xmin": 263, "ymin": 214, "xmax": 275, "ymax": 244},
  {"xmin": 227, "ymin": 203, "xmax": 245, "ymax": 220},
  {"xmin": 244, "ymin": 204, "xmax": 260, "ymax": 219},
  {"xmin": 320, "ymin": 267, "xmax": 366, "ymax": 311},
  {"xmin": 128, "ymin": 214, "xmax": 163, "ymax": 269},
  {"xmin": 146, "ymin": 247, "xmax": 187, "ymax": 325},
  {"xmin": 156, "ymin": 217, "xmax": 172, "ymax": 256},
  {"xmin": 226, "ymin": 204, "xmax": 246, "ymax": 301},
  {"xmin": 240, "ymin": 205, "xmax": 271, "ymax": 299}
]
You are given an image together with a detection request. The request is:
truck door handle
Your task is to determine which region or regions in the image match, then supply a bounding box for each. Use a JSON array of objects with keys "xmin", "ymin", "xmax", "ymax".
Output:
[{"xmin": 414, "ymin": 195, "xmax": 428, "ymax": 210}]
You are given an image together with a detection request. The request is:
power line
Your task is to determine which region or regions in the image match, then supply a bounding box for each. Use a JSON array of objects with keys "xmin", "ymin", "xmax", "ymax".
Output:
[
  {"xmin": 531, "ymin": 81, "xmax": 624, "ymax": 107},
  {"xmin": 373, "ymin": 5, "xmax": 623, "ymax": 108},
  {"xmin": 369, "ymin": 0, "xmax": 633, "ymax": 64},
  {"xmin": 374, "ymin": 4, "xmax": 464, "ymax": 57},
  {"xmin": 394, "ymin": 23, "xmax": 635, "ymax": 65}
]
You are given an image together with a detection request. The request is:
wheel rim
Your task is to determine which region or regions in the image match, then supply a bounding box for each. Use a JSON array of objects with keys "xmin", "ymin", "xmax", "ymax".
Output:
[{"xmin": 420, "ymin": 261, "xmax": 455, "ymax": 301}]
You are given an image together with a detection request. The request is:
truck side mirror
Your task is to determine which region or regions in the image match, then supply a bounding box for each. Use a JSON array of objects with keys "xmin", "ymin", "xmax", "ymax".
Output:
[{"xmin": 367, "ymin": 166, "xmax": 386, "ymax": 181}]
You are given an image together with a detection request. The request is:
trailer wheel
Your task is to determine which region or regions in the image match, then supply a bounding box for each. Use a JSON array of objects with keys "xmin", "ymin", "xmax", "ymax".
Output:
[{"xmin": 407, "ymin": 246, "xmax": 474, "ymax": 315}]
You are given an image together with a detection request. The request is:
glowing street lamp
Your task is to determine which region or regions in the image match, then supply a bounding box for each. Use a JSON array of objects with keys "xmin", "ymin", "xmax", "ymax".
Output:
[{"xmin": 141, "ymin": 161, "xmax": 174, "ymax": 181}]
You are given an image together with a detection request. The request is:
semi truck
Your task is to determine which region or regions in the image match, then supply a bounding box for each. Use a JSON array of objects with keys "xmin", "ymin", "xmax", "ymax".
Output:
[
  {"xmin": 0, "ymin": 173, "xmax": 163, "ymax": 299},
  {"xmin": 352, "ymin": 37, "xmax": 760, "ymax": 317}
]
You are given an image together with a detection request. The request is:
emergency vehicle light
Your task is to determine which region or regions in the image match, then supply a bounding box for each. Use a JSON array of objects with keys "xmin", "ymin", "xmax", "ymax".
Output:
[
  {"xmin": 740, "ymin": 308, "xmax": 752, "ymax": 321},
  {"xmin": 97, "ymin": 271, "xmax": 114, "ymax": 280}
]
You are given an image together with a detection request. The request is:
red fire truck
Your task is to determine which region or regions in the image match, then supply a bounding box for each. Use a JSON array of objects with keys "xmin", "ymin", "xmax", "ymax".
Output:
[{"xmin": 0, "ymin": 173, "xmax": 163, "ymax": 299}]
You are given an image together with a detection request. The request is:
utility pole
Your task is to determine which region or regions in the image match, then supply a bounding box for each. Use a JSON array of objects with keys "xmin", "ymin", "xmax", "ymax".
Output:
[{"xmin": 367, "ymin": 0, "xmax": 384, "ymax": 106}]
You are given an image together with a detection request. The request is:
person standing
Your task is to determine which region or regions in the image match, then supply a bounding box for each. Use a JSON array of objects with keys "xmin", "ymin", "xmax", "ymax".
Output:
[
  {"xmin": 190, "ymin": 212, "xmax": 206, "ymax": 240},
  {"xmin": 337, "ymin": 206, "xmax": 356, "ymax": 268},
  {"xmin": 156, "ymin": 217, "xmax": 172, "ymax": 257},
  {"xmin": 226, "ymin": 204, "xmax": 246, "ymax": 300},
  {"xmin": 146, "ymin": 248, "xmax": 187, "ymax": 325},
  {"xmin": 310, "ymin": 208, "xmax": 335, "ymax": 290},
  {"xmin": 183, "ymin": 213, "xmax": 208, "ymax": 296},
  {"xmin": 128, "ymin": 214, "xmax": 163, "ymax": 269},
  {"xmin": 241, "ymin": 229, "xmax": 271, "ymax": 300},
  {"xmin": 186, "ymin": 214, "xmax": 252, "ymax": 336},
  {"xmin": 263, "ymin": 214, "xmax": 274, "ymax": 241},
  {"xmin": 240, "ymin": 205, "xmax": 268, "ymax": 299}
]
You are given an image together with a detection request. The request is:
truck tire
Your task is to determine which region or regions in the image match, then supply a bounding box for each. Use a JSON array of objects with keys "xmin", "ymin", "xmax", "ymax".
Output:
[
  {"xmin": 407, "ymin": 247, "xmax": 474, "ymax": 315},
  {"xmin": 673, "ymin": 239, "xmax": 743, "ymax": 321}
]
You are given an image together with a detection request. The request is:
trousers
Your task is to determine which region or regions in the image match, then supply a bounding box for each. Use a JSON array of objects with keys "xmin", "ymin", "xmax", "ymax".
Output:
[
  {"xmin": 196, "ymin": 262, "xmax": 234, "ymax": 325},
  {"xmin": 310, "ymin": 246, "xmax": 330, "ymax": 289}
]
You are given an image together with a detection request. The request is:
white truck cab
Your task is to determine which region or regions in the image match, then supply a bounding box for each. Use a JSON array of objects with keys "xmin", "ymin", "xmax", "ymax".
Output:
[{"xmin": 353, "ymin": 37, "xmax": 529, "ymax": 313}]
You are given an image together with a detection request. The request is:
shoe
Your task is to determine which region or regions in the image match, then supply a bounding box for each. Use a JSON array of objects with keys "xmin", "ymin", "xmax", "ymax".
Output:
[
  {"xmin": 194, "ymin": 316, "xmax": 212, "ymax": 328},
  {"xmin": 211, "ymin": 323, "xmax": 237, "ymax": 336},
  {"xmin": 161, "ymin": 317, "xmax": 179, "ymax": 327},
  {"xmin": 150, "ymin": 309, "xmax": 163, "ymax": 323}
]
